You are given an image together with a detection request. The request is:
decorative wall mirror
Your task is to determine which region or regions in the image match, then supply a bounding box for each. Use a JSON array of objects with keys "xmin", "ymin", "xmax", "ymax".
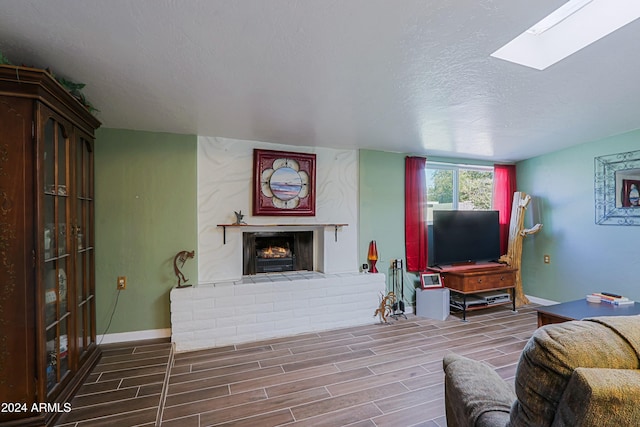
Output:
[{"xmin": 595, "ymin": 149, "xmax": 640, "ymax": 225}]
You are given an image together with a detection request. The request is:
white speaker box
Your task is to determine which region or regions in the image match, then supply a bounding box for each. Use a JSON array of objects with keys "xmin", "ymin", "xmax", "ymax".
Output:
[{"xmin": 416, "ymin": 288, "xmax": 450, "ymax": 321}]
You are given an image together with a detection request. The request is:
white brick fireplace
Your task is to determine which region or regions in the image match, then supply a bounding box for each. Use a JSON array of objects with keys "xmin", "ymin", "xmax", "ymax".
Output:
[
  {"xmin": 170, "ymin": 271, "xmax": 386, "ymax": 352},
  {"xmin": 170, "ymin": 137, "xmax": 385, "ymax": 352}
]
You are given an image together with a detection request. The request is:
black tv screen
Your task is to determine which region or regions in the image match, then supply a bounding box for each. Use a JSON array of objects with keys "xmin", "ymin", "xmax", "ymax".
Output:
[{"xmin": 432, "ymin": 210, "xmax": 500, "ymax": 266}]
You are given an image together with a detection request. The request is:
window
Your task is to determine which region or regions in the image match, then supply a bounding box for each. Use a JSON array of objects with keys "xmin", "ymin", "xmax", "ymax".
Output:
[{"xmin": 426, "ymin": 163, "xmax": 494, "ymax": 221}]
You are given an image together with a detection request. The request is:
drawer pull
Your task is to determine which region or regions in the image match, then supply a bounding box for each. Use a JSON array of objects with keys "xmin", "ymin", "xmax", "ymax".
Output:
[
  {"xmin": 477, "ymin": 278, "xmax": 482, "ymax": 283},
  {"xmin": 500, "ymin": 276, "xmax": 505, "ymax": 281}
]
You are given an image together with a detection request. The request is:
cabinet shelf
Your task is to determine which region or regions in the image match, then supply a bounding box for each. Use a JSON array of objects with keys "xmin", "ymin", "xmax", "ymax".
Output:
[
  {"xmin": 44, "ymin": 253, "xmax": 71, "ymax": 263},
  {"xmin": 44, "ymin": 191, "xmax": 69, "ymax": 198},
  {"xmin": 45, "ymin": 312, "xmax": 71, "ymax": 331},
  {"xmin": 78, "ymin": 295, "xmax": 94, "ymax": 307}
]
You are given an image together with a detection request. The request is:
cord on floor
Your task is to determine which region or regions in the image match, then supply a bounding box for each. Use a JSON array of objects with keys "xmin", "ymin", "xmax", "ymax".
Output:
[{"xmin": 98, "ymin": 288, "xmax": 121, "ymax": 345}]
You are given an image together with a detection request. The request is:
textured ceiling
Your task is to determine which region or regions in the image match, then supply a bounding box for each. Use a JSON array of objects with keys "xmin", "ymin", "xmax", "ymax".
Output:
[{"xmin": 1, "ymin": 0, "xmax": 639, "ymax": 162}]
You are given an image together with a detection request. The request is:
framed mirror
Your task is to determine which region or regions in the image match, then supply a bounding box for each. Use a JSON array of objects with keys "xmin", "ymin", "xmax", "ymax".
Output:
[{"xmin": 595, "ymin": 149, "xmax": 640, "ymax": 225}]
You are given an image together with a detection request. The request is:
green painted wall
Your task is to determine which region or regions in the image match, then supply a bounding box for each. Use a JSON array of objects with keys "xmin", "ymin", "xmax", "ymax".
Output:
[
  {"xmin": 359, "ymin": 150, "xmax": 406, "ymax": 266},
  {"xmin": 517, "ymin": 129, "xmax": 640, "ymax": 303},
  {"xmin": 94, "ymin": 129, "xmax": 197, "ymax": 334},
  {"xmin": 359, "ymin": 150, "xmax": 409, "ymax": 298}
]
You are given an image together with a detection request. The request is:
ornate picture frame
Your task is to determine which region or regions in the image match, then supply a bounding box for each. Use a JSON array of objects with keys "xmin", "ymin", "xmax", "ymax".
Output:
[
  {"xmin": 595, "ymin": 149, "xmax": 640, "ymax": 225},
  {"xmin": 253, "ymin": 149, "xmax": 316, "ymax": 216}
]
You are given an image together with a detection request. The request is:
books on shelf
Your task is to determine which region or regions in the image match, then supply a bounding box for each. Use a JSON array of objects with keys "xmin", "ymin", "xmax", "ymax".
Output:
[{"xmin": 590, "ymin": 293, "xmax": 635, "ymax": 305}]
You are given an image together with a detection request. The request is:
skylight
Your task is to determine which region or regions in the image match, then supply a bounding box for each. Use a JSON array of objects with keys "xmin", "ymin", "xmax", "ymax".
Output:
[{"xmin": 491, "ymin": 0, "xmax": 640, "ymax": 70}]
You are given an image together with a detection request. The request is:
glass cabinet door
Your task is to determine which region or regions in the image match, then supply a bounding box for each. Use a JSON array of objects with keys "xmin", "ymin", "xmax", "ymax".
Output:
[
  {"xmin": 75, "ymin": 134, "xmax": 95, "ymax": 359},
  {"xmin": 42, "ymin": 114, "xmax": 72, "ymax": 395}
]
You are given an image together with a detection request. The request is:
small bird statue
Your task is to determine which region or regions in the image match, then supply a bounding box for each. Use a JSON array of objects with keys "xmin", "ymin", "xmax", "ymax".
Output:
[{"xmin": 233, "ymin": 210, "xmax": 247, "ymax": 225}]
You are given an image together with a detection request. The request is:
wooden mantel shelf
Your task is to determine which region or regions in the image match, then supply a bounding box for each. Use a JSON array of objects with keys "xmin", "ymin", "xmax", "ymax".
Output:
[{"xmin": 216, "ymin": 223, "xmax": 348, "ymax": 244}]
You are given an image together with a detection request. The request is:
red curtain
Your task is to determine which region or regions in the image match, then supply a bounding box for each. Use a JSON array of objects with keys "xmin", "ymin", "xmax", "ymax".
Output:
[
  {"xmin": 405, "ymin": 156, "xmax": 428, "ymax": 272},
  {"xmin": 493, "ymin": 164, "xmax": 517, "ymax": 255}
]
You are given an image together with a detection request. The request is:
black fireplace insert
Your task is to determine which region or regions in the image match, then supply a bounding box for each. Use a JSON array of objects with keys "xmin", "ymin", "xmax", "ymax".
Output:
[{"xmin": 243, "ymin": 231, "xmax": 313, "ymax": 275}]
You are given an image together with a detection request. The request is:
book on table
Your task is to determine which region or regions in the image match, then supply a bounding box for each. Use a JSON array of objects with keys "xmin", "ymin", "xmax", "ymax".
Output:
[{"xmin": 591, "ymin": 293, "xmax": 635, "ymax": 305}]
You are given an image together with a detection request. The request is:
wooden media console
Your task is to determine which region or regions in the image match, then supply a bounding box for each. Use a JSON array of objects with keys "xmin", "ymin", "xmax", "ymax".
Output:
[{"xmin": 435, "ymin": 265, "xmax": 518, "ymax": 321}]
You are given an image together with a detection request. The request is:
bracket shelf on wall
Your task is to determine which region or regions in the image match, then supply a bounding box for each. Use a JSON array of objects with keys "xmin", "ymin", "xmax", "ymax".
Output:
[{"xmin": 216, "ymin": 223, "xmax": 348, "ymax": 244}]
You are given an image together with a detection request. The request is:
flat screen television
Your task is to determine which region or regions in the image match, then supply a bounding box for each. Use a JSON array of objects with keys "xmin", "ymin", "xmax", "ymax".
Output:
[{"xmin": 431, "ymin": 210, "xmax": 500, "ymax": 267}]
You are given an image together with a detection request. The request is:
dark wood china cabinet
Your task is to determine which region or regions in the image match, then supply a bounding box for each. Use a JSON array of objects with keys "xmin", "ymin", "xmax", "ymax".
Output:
[{"xmin": 0, "ymin": 65, "xmax": 101, "ymax": 426}]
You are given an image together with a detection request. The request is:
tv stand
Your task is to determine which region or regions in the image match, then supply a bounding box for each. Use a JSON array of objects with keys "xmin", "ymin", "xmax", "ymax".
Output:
[{"xmin": 435, "ymin": 265, "xmax": 517, "ymax": 321}]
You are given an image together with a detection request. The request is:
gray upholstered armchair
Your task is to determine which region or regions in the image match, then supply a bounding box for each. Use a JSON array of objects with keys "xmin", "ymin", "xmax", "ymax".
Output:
[{"xmin": 443, "ymin": 316, "xmax": 640, "ymax": 426}]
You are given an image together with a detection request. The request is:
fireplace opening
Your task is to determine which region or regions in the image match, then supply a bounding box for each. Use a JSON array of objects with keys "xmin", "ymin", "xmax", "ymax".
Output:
[
  {"xmin": 243, "ymin": 231, "xmax": 313, "ymax": 275},
  {"xmin": 258, "ymin": 245, "xmax": 292, "ymax": 259},
  {"xmin": 256, "ymin": 234, "xmax": 294, "ymax": 273}
]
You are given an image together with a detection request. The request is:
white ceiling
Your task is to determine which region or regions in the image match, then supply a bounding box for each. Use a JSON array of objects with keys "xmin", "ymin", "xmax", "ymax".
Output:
[{"xmin": 1, "ymin": 0, "xmax": 639, "ymax": 162}]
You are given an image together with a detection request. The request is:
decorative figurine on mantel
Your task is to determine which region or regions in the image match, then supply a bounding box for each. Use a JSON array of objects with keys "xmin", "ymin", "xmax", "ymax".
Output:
[
  {"xmin": 233, "ymin": 210, "xmax": 247, "ymax": 225},
  {"xmin": 174, "ymin": 250, "xmax": 195, "ymax": 288}
]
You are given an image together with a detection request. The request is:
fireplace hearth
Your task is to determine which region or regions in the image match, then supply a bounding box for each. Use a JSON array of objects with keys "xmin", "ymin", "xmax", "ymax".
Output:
[{"xmin": 243, "ymin": 231, "xmax": 313, "ymax": 275}]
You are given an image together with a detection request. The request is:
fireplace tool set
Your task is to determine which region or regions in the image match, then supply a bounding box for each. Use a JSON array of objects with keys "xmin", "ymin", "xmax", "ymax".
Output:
[{"xmin": 391, "ymin": 258, "xmax": 407, "ymax": 319}]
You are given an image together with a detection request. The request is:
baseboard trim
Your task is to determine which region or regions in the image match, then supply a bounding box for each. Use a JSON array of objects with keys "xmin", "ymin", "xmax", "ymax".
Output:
[
  {"xmin": 526, "ymin": 295, "xmax": 559, "ymax": 306},
  {"xmin": 98, "ymin": 328, "xmax": 172, "ymax": 345}
]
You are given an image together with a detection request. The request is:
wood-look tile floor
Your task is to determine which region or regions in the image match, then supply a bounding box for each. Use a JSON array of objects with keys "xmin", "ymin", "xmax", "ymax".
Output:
[{"xmin": 56, "ymin": 305, "xmax": 539, "ymax": 427}]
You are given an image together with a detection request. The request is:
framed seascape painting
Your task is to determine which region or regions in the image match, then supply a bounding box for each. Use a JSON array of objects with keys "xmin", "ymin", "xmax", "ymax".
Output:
[{"xmin": 253, "ymin": 149, "xmax": 316, "ymax": 216}]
